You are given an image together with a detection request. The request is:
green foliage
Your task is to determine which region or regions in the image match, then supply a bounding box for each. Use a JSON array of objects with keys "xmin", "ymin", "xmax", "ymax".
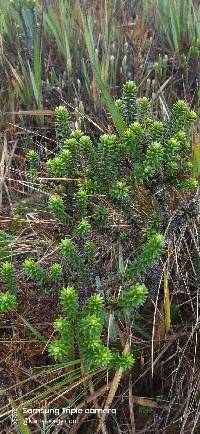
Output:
[
  {"xmin": 115, "ymin": 89, "xmax": 196, "ymax": 189},
  {"xmin": 23, "ymin": 258, "xmax": 45, "ymax": 284},
  {"xmin": 48, "ymin": 287, "xmax": 109, "ymax": 369},
  {"xmin": 119, "ymin": 284, "xmax": 148, "ymax": 309},
  {"xmin": 179, "ymin": 178, "xmax": 198, "ymax": 190},
  {"xmin": 98, "ymin": 134, "xmax": 124, "ymax": 188},
  {"xmin": 49, "ymin": 263, "xmax": 62, "ymax": 283},
  {"xmin": 78, "ymin": 301, "xmax": 111, "ymax": 370},
  {"xmin": 147, "ymin": 121, "xmax": 164, "ymax": 144},
  {"xmin": 79, "ymin": 135, "xmax": 96, "ymax": 176},
  {"xmin": 128, "ymin": 233, "xmax": 165, "ymax": 279},
  {"xmin": 75, "ymin": 188, "xmax": 88, "ymax": 217},
  {"xmin": 3, "ymin": 2, "xmax": 43, "ymax": 118},
  {"xmin": 8, "ymin": 80, "xmax": 199, "ymax": 382},
  {"xmin": 48, "ymin": 195, "xmax": 68, "ymax": 223},
  {"xmin": 137, "ymin": 97, "xmax": 151, "ymax": 126},
  {"xmin": 48, "ymin": 339, "xmax": 69, "ymax": 362},
  {"xmin": 142, "ymin": 212, "xmax": 162, "ymax": 238},
  {"xmin": 121, "ymin": 81, "xmax": 137, "ymax": 125},
  {"xmin": 0, "ymin": 291, "xmax": 16, "ymax": 314},
  {"xmin": 166, "ymin": 100, "xmax": 197, "ymax": 138},
  {"xmin": 0, "ymin": 262, "xmax": 16, "ymax": 292},
  {"xmin": 26, "ymin": 150, "xmax": 39, "ymax": 170},
  {"xmin": 84, "ymin": 294, "xmax": 104, "ymax": 318},
  {"xmin": 59, "ymin": 286, "xmax": 78, "ymax": 321},
  {"xmin": 60, "ymin": 239, "xmax": 79, "ymax": 265},
  {"xmin": 47, "ymin": 87, "xmax": 197, "ymax": 200},
  {"xmin": 112, "ymin": 351, "xmax": 135, "ymax": 370},
  {"xmin": 48, "ymin": 286, "xmax": 138, "ymax": 371},
  {"xmin": 110, "ymin": 181, "xmax": 130, "ymax": 204},
  {"xmin": 48, "ymin": 287, "xmax": 78, "ymax": 362},
  {"xmin": 55, "ymin": 106, "xmax": 71, "ymax": 146},
  {"xmin": 123, "ymin": 122, "xmax": 144, "ymax": 165},
  {"xmin": 46, "ymin": 157, "xmax": 63, "ymax": 177},
  {"xmin": 53, "ymin": 317, "xmax": 72, "ymax": 358},
  {"xmin": 41, "ymin": 85, "xmax": 198, "ymax": 374},
  {"xmin": 54, "ymin": 317, "xmax": 71, "ymax": 335},
  {"xmin": 143, "ymin": 142, "xmax": 164, "ymax": 177},
  {"xmin": 76, "ymin": 218, "xmax": 91, "ymax": 238},
  {"xmin": 49, "ymin": 300, "xmax": 77, "ymax": 362},
  {"xmin": 87, "ymin": 344, "xmax": 112, "ymax": 368},
  {"xmin": 79, "ymin": 314, "xmax": 103, "ymax": 347}
]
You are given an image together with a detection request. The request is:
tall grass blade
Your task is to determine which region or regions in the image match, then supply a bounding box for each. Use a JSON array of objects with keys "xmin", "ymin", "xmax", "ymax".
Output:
[
  {"xmin": 33, "ymin": 32, "xmax": 42, "ymax": 106},
  {"xmin": 168, "ymin": 1, "xmax": 179, "ymax": 53},
  {"xmin": 78, "ymin": 7, "xmax": 126, "ymax": 137},
  {"xmin": 18, "ymin": 314, "xmax": 47, "ymax": 344}
]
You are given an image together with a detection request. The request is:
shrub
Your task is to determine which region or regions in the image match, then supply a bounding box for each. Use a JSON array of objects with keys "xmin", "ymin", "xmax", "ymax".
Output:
[
  {"xmin": 48, "ymin": 286, "xmax": 135, "ymax": 371},
  {"xmin": 0, "ymin": 291, "xmax": 16, "ymax": 314},
  {"xmin": 23, "ymin": 259, "xmax": 46, "ymax": 285},
  {"xmin": 0, "ymin": 262, "xmax": 16, "ymax": 292},
  {"xmin": 24, "ymin": 81, "xmax": 198, "ymax": 373}
]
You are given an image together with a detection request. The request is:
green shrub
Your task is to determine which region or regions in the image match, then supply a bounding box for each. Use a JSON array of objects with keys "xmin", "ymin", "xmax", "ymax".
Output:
[
  {"xmin": 44, "ymin": 83, "xmax": 197, "ymax": 371},
  {"xmin": 50, "ymin": 263, "xmax": 62, "ymax": 283},
  {"xmin": 55, "ymin": 106, "xmax": 71, "ymax": 145},
  {"xmin": 48, "ymin": 287, "xmax": 135, "ymax": 371},
  {"xmin": 22, "ymin": 81, "xmax": 198, "ymax": 375},
  {"xmin": 48, "ymin": 195, "xmax": 68, "ymax": 223},
  {"xmin": 75, "ymin": 218, "xmax": 91, "ymax": 238},
  {"xmin": 23, "ymin": 259, "xmax": 46, "ymax": 285},
  {"xmin": 0, "ymin": 291, "xmax": 16, "ymax": 314},
  {"xmin": 119, "ymin": 283, "xmax": 148, "ymax": 309},
  {"xmin": 0, "ymin": 262, "xmax": 16, "ymax": 292}
]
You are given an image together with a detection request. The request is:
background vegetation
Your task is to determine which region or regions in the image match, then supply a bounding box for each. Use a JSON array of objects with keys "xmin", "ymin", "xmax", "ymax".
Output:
[{"xmin": 0, "ymin": 0, "xmax": 200, "ymax": 433}]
